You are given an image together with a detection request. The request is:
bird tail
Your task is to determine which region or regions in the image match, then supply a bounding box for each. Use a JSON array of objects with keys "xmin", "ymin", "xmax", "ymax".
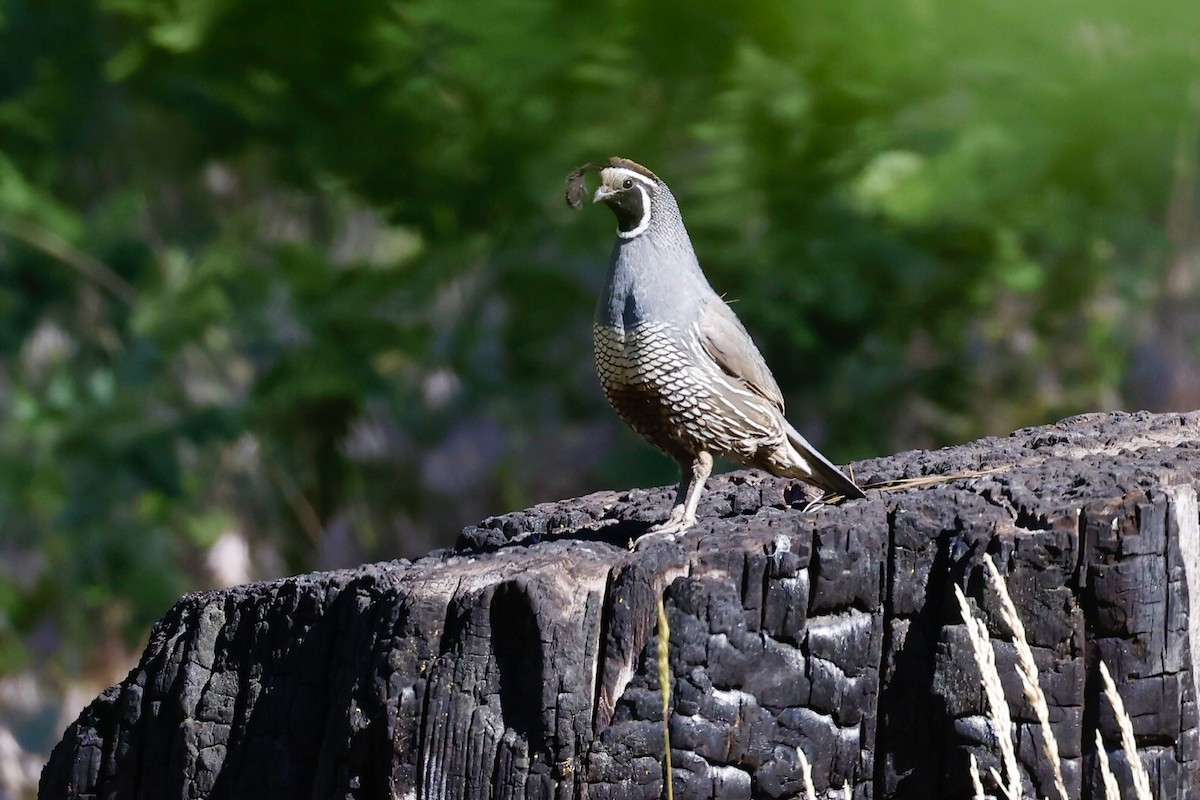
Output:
[{"xmin": 783, "ymin": 421, "xmax": 866, "ymax": 500}]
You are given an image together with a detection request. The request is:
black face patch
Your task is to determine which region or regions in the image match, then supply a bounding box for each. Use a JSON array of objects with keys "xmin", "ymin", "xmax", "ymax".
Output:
[{"xmin": 602, "ymin": 186, "xmax": 646, "ymax": 233}]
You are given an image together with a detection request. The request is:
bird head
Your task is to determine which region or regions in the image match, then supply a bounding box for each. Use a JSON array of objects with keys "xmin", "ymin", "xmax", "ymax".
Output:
[{"xmin": 566, "ymin": 157, "xmax": 663, "ymax": 239}]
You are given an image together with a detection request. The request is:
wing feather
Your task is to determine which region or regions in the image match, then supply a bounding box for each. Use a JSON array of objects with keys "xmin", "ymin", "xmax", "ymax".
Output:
[{"xmin": 696, "ymin": 298, "xmax": 785, "ymax": 412}]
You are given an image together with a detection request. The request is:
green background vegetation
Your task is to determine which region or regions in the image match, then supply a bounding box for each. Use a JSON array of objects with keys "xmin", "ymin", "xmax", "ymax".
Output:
[{"xmin": 0, "ymin": 0, "xmax": 1197, "ymax": 779}]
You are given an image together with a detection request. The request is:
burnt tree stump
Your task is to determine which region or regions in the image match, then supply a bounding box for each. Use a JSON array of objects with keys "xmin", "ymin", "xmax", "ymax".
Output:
[{"xmin": 40, "ymin": 411, "xmax": 1200, "ymax": 799}]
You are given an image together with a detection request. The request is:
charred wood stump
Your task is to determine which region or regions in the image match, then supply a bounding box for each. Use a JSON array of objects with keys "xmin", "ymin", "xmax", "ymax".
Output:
[{"xmin": 40, "ymin": 411, "xmax": 1200, "ymax": 799}]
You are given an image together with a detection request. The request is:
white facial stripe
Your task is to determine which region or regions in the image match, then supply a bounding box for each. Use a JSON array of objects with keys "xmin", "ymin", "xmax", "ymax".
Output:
[
  {"xmin": 617, "ymin": 185, "xmax": 652, "ymax": 239},
  {"xmin": 602, "ymin": 167, "xmax": 656, "ymax": 190}
]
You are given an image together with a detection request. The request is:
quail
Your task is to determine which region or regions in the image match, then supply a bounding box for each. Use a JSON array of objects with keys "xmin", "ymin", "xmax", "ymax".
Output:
[{"xmin": 566, "ymin": 156, "xmax": 865, "ymax": 538}]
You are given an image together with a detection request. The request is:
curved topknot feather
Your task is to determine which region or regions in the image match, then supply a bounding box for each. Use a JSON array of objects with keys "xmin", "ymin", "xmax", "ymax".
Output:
[{"xmin": 564, "ymin": 162, "xmax": 599, "ymax": 210}]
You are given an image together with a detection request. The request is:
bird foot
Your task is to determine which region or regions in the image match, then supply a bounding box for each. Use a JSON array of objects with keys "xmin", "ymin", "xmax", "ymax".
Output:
[
  {"xmin": 629, "ymin": 508, "xmax": 695, "ymax": 550},
  {"xmin": 630, "ymin": 529, "xmax": 679, "ymax": 551},
  {"xmin": 647, "ymin": 506, "xmax": 695, "ymax": 535}
]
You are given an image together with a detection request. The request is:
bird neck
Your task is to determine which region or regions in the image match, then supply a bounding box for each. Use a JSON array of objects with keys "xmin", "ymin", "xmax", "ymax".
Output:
[{"xmin": 595, "ymin": 228, "xmax": 712, "ymax": 331}]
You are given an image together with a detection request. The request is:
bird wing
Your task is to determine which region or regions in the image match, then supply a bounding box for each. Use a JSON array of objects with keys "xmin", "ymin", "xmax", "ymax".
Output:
[{"xmin": 697, "ymin": 297, "xmax": 786, "ymax": 413}]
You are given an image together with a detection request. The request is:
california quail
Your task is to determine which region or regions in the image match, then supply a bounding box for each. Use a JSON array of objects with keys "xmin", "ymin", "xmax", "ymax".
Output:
[{"xmin": 566, "ymin": 156, "xmax": 865, "ymax": 538}]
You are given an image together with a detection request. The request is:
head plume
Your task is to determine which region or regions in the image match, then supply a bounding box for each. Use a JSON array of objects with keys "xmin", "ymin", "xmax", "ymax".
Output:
[{"xmin": 564, "ymin": 157, "xmax": 660, "ymax": 210}]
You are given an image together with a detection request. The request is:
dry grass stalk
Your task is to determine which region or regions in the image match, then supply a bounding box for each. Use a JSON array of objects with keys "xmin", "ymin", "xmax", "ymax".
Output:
[
  {"xmin": 968, "ymin": 753, "xmax": 986, "ymax": 800},
  {"xmin": 862, "ymin": 466, "xmax": 1010, "ymax": 493},
  {"xmin": 656, "ymin": 595, "xmax": 674, "ymax": 800},
  {"xmin": 1099, "ymin": 661, "xmax": 1153, "ymax": 800},
  {"xmin": 1095, "ymin": 729, "xmax": 1121, "ymax": 800},
  {"xmin": 954, "ymin": 584, "xmax": 1022, "ymax": 800},
  {"xmin": 982, "ymin": 555, "xmax": 1069, "ymax": 800},
  {"xmin": 795, "ymin": 747, "xmax": 816, "ymax": 800},
  {"xmin": 821, "ymin": 466, "xmax": 1011, "ymax": 502}
]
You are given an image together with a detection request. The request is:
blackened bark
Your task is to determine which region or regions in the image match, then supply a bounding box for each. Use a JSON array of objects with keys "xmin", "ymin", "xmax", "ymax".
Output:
[{"xmin": 40, "ymin": 411, "xmax": 1200, "ymax": 799}]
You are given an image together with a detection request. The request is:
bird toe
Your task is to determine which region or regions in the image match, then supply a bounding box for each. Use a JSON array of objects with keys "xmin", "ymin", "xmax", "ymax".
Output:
[{"xmin": 632, "ymin": 528, "xmax": 681, "ymax": 550}]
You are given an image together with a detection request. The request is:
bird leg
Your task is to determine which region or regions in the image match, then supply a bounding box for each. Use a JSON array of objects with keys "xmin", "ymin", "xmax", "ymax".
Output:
[
  {"xmin": 680, "ymin": 450, "xmax": 713, "ymax": 525},
  {"xmin": 645, "ymin": 451, "xmax": 714, "ymax": 538},
  {"xmin": 647, "ymin": 461, "xmax": 692, "ymax": 535}
]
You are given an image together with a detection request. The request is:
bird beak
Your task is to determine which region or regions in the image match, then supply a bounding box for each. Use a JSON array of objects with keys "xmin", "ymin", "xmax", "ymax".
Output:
[{"xmin": 592, "ymin": 185, "xmax": 613, "ymax": 203}]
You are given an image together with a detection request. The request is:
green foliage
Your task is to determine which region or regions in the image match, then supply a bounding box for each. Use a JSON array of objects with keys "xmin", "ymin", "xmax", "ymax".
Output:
[{"xmin": 0, "ymin": 0, "xmax": 1196, "ymax": 686}]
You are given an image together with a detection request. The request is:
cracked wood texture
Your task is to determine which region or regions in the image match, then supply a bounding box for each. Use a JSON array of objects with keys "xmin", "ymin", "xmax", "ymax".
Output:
[{"xmin": 40, "ymin": 411, "xmax": 1200, "ymax": 800}]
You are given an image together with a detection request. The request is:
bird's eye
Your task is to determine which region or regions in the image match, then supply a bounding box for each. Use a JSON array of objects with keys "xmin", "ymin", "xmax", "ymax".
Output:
[{"xmin": 622, "ymin": 179, "xmax": 633, "ymax": 189}]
